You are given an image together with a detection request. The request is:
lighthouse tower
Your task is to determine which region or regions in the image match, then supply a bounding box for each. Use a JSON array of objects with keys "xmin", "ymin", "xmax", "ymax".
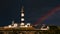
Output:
[{"xmin": 20, "ymin": 6, "xmax": 25, "ymax": 26}]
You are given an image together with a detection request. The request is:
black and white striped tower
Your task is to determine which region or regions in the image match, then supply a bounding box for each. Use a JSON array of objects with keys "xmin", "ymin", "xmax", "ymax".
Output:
[{"xmin": 21, "ymin": 6, "xmax": 24, "ymax": 23}]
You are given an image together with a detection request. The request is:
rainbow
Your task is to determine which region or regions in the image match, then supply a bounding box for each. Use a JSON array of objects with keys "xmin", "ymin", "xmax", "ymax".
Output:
[{"xmin": 34, "ymin": 6, "xmax": 60, "ymax": 25}]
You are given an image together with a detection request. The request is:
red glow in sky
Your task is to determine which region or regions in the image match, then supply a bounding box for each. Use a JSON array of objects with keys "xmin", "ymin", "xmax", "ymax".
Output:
[{"xmin": 34, "ymin": 6, "xmax": 60, "ymax": 25}]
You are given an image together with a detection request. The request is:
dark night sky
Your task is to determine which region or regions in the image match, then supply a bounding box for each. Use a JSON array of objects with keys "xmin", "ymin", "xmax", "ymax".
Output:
[{"xmin": 1, "ymin": 0, "xmax": 60, "ymax": 26}]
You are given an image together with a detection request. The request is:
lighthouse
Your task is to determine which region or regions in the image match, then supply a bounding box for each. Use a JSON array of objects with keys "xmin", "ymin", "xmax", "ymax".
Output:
[{"xmin": 20, "ymin": 6, "xmax": 25, "ymax": 26}]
